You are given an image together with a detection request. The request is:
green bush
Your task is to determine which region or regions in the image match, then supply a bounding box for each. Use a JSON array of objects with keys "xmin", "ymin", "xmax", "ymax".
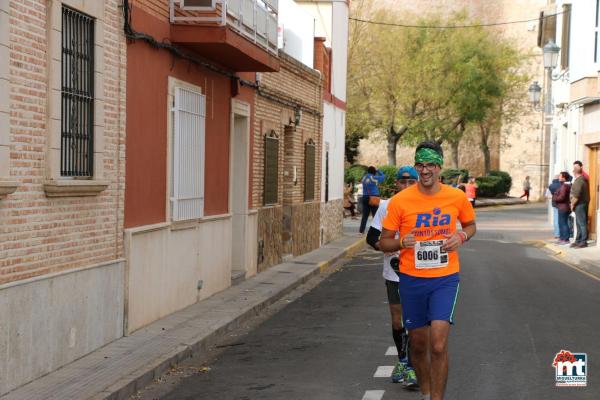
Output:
[
  {"xmin": 488, "ymin": 170, "xmax": 512, "ymax": 194},
  {"xmin": 441, "ymin": 168, "xmax": 469, "ymax": 184},
  {"xmin": 377, "ymin": 165, "xmax": 399, "ymax": 198},
  {"xmin": 344, "ymin": 164, "xmax": 367, "ymax": 184},
  {"xmin": 475, "ymin": 175, "xmax": 504, "ymax": 198}
]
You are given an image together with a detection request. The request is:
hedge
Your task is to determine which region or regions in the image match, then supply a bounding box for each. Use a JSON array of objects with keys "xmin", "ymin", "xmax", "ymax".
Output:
[
  {"xmin": 489, "ymin": 170, "xmax": 512, "ymax": 194},
  {"xmin": 441, "ymin": 168, "xmax": 469, "ymax": 184},
  {"xmin": 344, "ymin": 164, "xmax": 367, "ymax": 184},
  {"xmin": 475, "ymin": 175, "xmax": 504, "ymax": 198}
]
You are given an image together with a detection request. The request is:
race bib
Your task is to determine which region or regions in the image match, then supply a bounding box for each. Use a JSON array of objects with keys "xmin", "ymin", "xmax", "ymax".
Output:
[{"xmin": 414, "ymin": 240, "xmax": 449, "ymax": 269}]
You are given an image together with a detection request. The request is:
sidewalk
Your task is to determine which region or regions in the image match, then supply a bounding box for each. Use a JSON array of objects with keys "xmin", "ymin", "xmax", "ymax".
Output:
[
  {"xmin": 474, "ymin": 197, "xmax": 527, "ymax": 207},
  {"xmin": 0, "ymin": 231, "xmax": 365, "ymax": 400},
  {"xmin": 543, "ymin": 240, "xmax": 600, "ymax": 279}
]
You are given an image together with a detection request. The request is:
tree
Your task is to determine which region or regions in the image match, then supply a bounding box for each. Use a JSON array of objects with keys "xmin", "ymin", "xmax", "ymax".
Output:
[{"xmin": 347, "ymin": 7, "xmax": 528, "ymax": 169}]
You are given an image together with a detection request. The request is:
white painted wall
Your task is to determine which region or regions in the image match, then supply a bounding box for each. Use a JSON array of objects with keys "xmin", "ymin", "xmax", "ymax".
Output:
[
  {"xmin": 568, "ymin": 0, "xmax": 598, "ymax": 82},
  {"xmin": 278, "ymin": 0, "xmax": 315, "ymax": 67},
  {"xmin": 322, "ymin": 102, "xmax": 345, "ymax": 201},
  {"xmin": 297, "ymin": 1, "xmax": 348, "ymax": 101},
  {"xmin": 124, "ymin": 218, "xmax": 232, "ymax": 333},
  {"xmin": 549, "ymin": 0, "xmax": 598, "ymax": 178},
  {"xmin": 331, "ymin": 1, "xmax": 348, "ymax": 102}
]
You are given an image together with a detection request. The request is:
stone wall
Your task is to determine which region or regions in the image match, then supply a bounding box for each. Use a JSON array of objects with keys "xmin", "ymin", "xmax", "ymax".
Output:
[
  {"xmin": 357, "ymin": 134, "xmax": 500, "ymax": 178},
  {"xmin": 288, "ymin": 201, "xmax": 321, "ymax": 256},
  {"xmin": 321, "ymin": 199, "xmax": 343, "ymax": 245},
  {"xmin": 257, "ymin": 206, "xmax": 283, "ymax": 272}
]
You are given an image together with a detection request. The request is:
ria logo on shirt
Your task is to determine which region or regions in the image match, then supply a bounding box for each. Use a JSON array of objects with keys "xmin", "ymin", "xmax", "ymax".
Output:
[{"xmin": 416, "ymin": 208, "xmax": 451, "ymax": 228}]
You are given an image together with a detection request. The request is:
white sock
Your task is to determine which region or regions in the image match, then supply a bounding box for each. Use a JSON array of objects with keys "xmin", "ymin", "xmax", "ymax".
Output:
[{"xmin": 421, "ymin": 395, "xmax": 431, "ymax": 400}]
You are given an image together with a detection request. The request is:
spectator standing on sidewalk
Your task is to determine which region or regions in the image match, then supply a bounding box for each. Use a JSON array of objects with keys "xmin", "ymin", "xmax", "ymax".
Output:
[
  {"xmin": 520, "ymin": 176, "xmax": 531, "ymax": 201},
  {"xmin": 356, "ymin": 181, "xmax": 364, "ymax": 215},
  {"xmin": 359, "ymin": 166, "xmax": 385, "ymax": 233},
  {"xmin": 343, "ymin": 183, "xmax": 358, "ymax": 219},
  {"xmin": 464, "ymin": 177, "xmax": 478, "ymax": 207},
  {"xmin": 570, "ymin": 161, "xmax": 590, "ymax": 248},
  {"xmin": 552, "ymin": 172, "xmax": 571, "ymax": 245},
  {"xmin": 548, "ymin": 175, "xmax": 561, "ymax": 238}
]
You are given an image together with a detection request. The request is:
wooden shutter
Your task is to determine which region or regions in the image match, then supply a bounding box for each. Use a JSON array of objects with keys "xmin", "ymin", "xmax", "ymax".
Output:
[
  {"xmin": 264, "ymin": 131, "xmax": 279, "ymax": 205},
  {"xmin": 304, "ymin": 139, "xmax": 316, "ymax": 201},
  {"xmin": 172, "ymin": 87, "xmax": 205, "ymax": 221},
  {"xmin": 561, "ymin": 4, "xmax": 571, "ymax": 70}
]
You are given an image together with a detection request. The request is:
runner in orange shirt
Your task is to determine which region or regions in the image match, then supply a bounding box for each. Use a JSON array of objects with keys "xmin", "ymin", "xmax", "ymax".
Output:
[{"xmin": 379, "ymin": 141, "xmax": 477, "ymax": 400}]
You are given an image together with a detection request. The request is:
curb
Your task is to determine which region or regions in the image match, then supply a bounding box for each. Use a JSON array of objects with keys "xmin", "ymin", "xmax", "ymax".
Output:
[
  {"xmin": 542, "ymin": 242, "xmax": 600, "ymax": 280},
  {"xmin": 474, "ymin": 200, "xmax": 528, "ymax": 208},
  {"xmin": 318, "ymin": 237, "xmax": 366, "ymax": 273},
  {"xmin": 107, "ymin": 236, "xmax": 366, "ymax": 400}
]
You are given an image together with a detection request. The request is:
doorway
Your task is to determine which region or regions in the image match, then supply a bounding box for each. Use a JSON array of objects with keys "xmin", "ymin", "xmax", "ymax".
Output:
[
  {"xmin": 588, "ymin": 146, "xmax": 600, "ymax": 240},
  {"xmin": 230, "ymin": 102, "xmax": 250, "ymax": 282}
]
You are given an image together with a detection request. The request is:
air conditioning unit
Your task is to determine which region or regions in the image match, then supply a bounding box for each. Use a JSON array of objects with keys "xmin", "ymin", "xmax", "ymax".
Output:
[{"xmin": 180, "ymin": 0, "xmax": 217, "ymax": 10}]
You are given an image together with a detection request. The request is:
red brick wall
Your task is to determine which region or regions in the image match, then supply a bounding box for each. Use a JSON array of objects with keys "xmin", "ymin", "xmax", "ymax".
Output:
[{"xmin": 0, "ymin": 0, "xmax": 126, "ymax": 284}]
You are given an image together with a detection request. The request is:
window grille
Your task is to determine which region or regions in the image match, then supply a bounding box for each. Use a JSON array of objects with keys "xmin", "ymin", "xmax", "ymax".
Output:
[
  {"xmin": 61, "ymin": 6, "xmax": 95, "ymax": 177},
  {"xmin": 304, "ymin": 139, "xmax": 316, "ymax": 201},
  {"xmin": 264, "ymin": 130, "xmax": 279, "ymax": 205}
]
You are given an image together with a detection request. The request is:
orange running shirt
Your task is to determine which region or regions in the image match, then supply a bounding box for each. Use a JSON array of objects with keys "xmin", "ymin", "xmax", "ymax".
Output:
[{"xmin": 382, "ymin": 184, "xmax": 476, "ymax": 278}]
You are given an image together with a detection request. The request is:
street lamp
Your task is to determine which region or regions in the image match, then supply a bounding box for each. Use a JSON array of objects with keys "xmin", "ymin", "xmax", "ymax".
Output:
[
  {"xmin": 528, "ymin": 81, "xmax": 542, "ymax": 108},
  {"xmin": 543, "ymin": 39, "xmax": 560, "ymax": 69}
]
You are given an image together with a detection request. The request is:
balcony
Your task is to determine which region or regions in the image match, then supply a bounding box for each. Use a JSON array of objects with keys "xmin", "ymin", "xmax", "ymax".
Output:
[
  {"xmin": 570, "ymin": 76, "xmax": 600, "ymax": 105},
  {"xmin": 169, "ymin": 0, "xmax": 280, "ymax": 72}
]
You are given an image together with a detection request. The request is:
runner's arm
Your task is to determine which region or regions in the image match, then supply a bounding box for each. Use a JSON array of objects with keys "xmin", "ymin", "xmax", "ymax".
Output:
[
  {"xmin": 366, "ymin": 226, "xmax": 381, "ymax": 250},
  {"xmin": 460, "ymin": 220, "xmax": 477, "ymax": 241},
  {"xmin": 379, "ymin": 228, "xmax": 401, "ymax": 252}
]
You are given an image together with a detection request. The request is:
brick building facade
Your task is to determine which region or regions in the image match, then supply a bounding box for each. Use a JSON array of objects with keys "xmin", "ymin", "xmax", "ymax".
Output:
[
  {"xmin": 254, "ymin": 53, "xmax": 324, "ymax": 270},
  {"xmin": 0, "ymin": 0, "xmax": 126, "ymax": 395}
]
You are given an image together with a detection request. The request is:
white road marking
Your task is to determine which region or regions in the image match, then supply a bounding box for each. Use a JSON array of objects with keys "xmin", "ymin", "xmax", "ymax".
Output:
[
  {"xmin": 362, "ymin": 390, "xmax": 385, "ymax": 400},
  {"xmin": 373, "ymin": 365, "xmax": 394, "ymax": 377},
  {"xmin": 385, "ymin": 346, "xmax": 398, "ymax": 356}
]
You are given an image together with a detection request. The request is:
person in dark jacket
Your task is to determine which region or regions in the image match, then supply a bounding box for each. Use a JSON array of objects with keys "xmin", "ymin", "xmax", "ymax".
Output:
[
  {"xmin": 359, "ymin": 166, "xmax": 385, "ymax": 233},
  {"xmin": 571, "ymin": 161, "xmax": 590, "ymax": 248},
  {"xmin": 552, "ymin": 172, "xmax": 571, "ymax": 245},
  {"xmin": 548, "ymin": 176, "xmax": 561, "ymax": 238}
]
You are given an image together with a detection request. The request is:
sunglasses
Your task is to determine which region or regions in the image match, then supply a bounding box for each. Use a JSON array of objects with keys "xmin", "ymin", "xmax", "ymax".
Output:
[{"xmin": 398, "ymin": 178, "xmax": 417, "ymax": 185}]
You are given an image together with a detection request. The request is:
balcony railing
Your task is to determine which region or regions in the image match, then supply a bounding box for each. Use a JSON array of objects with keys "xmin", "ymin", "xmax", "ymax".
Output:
[{"xmin": 169, "ymin": 0, "xmax": 278, "ymax": 55}]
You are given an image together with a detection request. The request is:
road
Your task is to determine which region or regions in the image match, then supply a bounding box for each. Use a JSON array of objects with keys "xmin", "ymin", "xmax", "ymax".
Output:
[{"xmin": 132, "ymin": 203, "xmax": 600, "ymax": 400}]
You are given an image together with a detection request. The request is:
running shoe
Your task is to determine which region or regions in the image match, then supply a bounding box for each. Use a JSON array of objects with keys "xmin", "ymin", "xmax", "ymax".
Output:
[
  {"xmin": 391, "ymin": 360, "xmax": 408, "ymax": 383},
  {"xmin": 402, "ymin": 367, "xmax": 419, "ymax": 390}
]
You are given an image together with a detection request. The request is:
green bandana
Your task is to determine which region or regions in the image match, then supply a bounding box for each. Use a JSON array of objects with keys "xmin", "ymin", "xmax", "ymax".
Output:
[{"xmin": 415, "ymin": 148, "xmax": 443, "ymax": 166}]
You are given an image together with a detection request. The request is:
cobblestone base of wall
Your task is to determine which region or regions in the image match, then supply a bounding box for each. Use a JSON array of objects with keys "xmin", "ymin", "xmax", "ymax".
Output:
[
  {"xmin": 288, "ymin": 202, "xmax": 321, "ymax": 256},
  {"xmin": 320, "ymin": 199, "xmax": 343, "ymax": 245},
  {"xmin": 257, "ymin": 206, "xmax": 283, "ymax": 272}
]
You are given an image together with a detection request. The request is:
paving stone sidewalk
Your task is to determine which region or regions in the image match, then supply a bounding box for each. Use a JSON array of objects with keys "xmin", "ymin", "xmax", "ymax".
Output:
[
  {"xmin": 0, "ymin": 234, "xmax": 365, "ymax": 400},
  {"xmin": 544, "ymin": 240, "xmax": 600, "ymax": 280}
]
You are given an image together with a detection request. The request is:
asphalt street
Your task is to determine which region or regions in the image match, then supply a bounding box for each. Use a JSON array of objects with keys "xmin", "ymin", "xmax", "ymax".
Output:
[{"xmin": 133, "ymin": 204, "xmax": 600, "ymax": 400}]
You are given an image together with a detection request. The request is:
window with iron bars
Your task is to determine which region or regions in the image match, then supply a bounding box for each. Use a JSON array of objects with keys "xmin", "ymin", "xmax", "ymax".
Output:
[{"xmin": 61, "ymin": 6, "xmax": 95, "ymax": 177}]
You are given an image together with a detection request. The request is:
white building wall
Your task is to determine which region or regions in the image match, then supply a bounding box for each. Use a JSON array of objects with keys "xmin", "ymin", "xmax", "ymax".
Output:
[
  {"xmin": 297, "ymin": 2, "xmax": 333, "ymax": 43},
  {"xmin": 278, "ymin": 0, "xmax": 315, "ymax": 67},
  {"xmin": 569, "ymin": 0, "xmax": 598, "ymax": 82},
  {"xmin": 322, "ymin": 102, "xmax": 345, "ymax": 201},
  {"xmin": 331, "ymin": 1, "xmax": 348, "ymax": 102},
  {"xmin": 550, "ymin": 0, "xmax": 598, "ymax": 179}
]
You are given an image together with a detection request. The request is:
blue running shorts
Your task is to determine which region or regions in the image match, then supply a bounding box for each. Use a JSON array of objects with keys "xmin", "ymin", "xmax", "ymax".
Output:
[{"xmin": 398, "ymin": 272, "xmax": 460, "ymax": 330}]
